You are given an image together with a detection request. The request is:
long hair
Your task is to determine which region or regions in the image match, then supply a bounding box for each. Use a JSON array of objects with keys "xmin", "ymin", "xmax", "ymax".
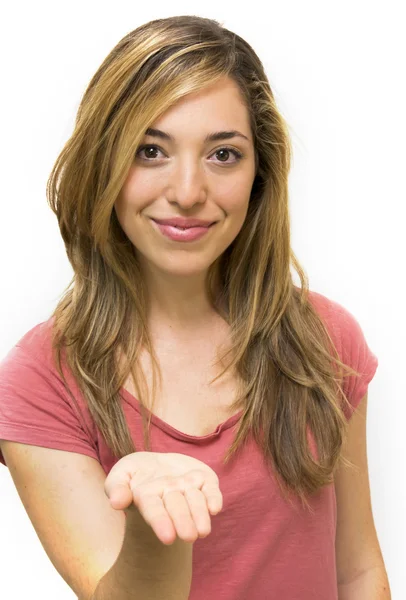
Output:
[{"xmin": 46, "ymin": 15, "xmax": 359, "ymax": 511}]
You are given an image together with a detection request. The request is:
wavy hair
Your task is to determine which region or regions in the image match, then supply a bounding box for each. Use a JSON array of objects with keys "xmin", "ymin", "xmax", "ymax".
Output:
[{"xmin": 47, "ymin": 15, "xmax": 360, "ymax": 511}]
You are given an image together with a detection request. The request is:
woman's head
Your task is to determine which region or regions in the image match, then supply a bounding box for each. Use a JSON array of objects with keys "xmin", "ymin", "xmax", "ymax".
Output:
[
  {"xmin": 48, "ymin": 14, "xmax": 292, "ymax": 304},
  {"xmin": 114, "ymin": 75, "xmax": 257, "ymax": 285}
]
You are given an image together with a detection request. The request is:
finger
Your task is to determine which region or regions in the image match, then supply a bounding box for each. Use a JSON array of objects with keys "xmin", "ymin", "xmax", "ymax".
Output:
[
  {"xmin": 109, "ymin": 484, "xmax": 134, "ymax": 509},
  {"xmin": 104, "ymin": 469, "xmax": 133, "ymax": 510},
  {"xmin": 162, "ymin": 490, "xmax": 199, "ymax": 542},
  {"xmin": 131, "ymin": 476, "xmax": 197, "ymax": 543},
  {"xmin": 180, "ymin": 469, "xmax": 223, "ymax": 515},
  {"xmin": 135, "ymin": 492, "xmax": 178, "ymax": 544},
  {"xmin": 201, "ymin": 480, "xmax": 223, "ymax": 514},
  {"xmin": 183, "ymin": 487, "xmax": 212, "ymax": 536}
]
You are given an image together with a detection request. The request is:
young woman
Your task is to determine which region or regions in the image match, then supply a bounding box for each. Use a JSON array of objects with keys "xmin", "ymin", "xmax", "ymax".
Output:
[{"xmin": 0, "ymin": 15, "xmax": 390, "ymax": 600}]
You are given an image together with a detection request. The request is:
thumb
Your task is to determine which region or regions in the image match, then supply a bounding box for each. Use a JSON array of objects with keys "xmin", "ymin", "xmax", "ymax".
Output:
[
  {"xmin": 105, "ymin": 474, "xmax": 134, "ymax": 509},
  {"xmin": 109, "ymin": 484, "xmax": 133, "ymax": 509}
]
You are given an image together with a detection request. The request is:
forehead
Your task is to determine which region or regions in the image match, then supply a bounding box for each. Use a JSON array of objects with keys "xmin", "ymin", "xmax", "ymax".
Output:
[{"xmin": 151, "ymin": 77, "xmax": 251, "ymax": 136}]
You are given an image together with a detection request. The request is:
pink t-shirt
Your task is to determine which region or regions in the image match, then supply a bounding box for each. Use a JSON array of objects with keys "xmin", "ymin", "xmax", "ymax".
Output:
[{"xmin": 0, "ymin": 290, "xmax": 378, "ymax": 599}]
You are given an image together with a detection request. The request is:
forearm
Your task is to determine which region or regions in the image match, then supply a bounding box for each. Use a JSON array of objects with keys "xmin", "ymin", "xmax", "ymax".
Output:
[
  {"xmin": 338, "ymin": 565, "xmax": 391, "ymax": 600},
  {"xmin": 91, "ymin": 505, "xmax": 193, "ymax": 600}
]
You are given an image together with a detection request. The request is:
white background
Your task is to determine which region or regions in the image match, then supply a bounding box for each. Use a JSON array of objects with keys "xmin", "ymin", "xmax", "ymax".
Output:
[{"xmin": 0, "ymin": 1, "xmax": 404, "ymax": 598}]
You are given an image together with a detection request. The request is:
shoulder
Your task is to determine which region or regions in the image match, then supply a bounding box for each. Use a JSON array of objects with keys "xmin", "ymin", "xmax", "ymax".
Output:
[
  {"xmin": 0, "ymin": 315, "xmax": 90, "ymax": 421},
  {"xmin": 306, "ymin": 288, "xmax": 369, "ymax": 353},
  {"xmin": 1, "ymin": 317, "xmax": 56, "ymax": 371},
  {"xmin": 0, "ymin": 317, "xmax": 99, "ymax": 467},
  {"xmin": 306, "ymin": 289, "xmax": 379, "ymax": 417},
  {"xmin": 307, "ymin": 288, "xmax": 353, "ymax": 323}
]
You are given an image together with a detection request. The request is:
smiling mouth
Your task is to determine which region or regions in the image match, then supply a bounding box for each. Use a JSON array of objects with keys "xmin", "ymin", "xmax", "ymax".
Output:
[
  {"xmin": 150, "ymin": 218, "xmax": 217, "ymax": 242},
  {"xmin": 150, "ymin": 219, "xmax": 216, "ymax": 229},
  {"xmin": 172, "ymin": 224, "xmax": 214, "ymax": 230}
]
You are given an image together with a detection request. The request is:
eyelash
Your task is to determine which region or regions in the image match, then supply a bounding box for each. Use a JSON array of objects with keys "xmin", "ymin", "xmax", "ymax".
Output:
[{"xmin": 135, "ymin": 144, "xmax": 244, "ymax": 165}]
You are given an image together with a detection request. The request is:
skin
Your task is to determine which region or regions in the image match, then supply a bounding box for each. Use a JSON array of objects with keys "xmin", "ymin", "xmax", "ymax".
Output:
[{"xmin": 114, "ymin": 76, "xmax": 257, "ymax": 338}]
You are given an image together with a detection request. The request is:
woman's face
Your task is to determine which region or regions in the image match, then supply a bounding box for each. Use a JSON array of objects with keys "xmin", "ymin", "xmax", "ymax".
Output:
[{"xmin": 114, "ymin": 76, "xmax": 257, "ymax": 278}]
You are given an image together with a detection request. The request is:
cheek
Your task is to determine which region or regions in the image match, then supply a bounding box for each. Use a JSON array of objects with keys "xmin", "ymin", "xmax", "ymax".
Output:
[
  {"xmin": 116, "ymin": 173, "xmax": 154, "ymax": 217},
  {"xmin": 219, "ymin": 185, "xmax": 251, "ymax": 220},
  {"xmin": 215, "ymin": 173, "xmax": 253, "ymax": 210},
  {"xmin": 216, "ymin": 195, "xmax": 250, "ymax": 248},
  {"xmin": 127, "ymin": 167, "xmax": 163, "ymax": 194}
]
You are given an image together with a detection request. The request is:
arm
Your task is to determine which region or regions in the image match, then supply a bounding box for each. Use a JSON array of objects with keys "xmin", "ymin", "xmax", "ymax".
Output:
[
  {"xmin": 91, "ymin": 504, "xmax": 193, "ymax": 600},
  {"xmin": 338, "ymin": 565, "xmax": 391, "ymax": 600},
  {"xmin": 0, "ymin": 441, "xmax": 191, "ymax": 600},
  {"xmin": 334, "ymin": 392, "xmax": 391, "ymax": 598}
]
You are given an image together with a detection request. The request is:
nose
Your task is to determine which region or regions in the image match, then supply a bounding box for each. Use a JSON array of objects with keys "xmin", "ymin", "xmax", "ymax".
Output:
[{"xmin": 166, "ymin": 158, "xmax": 208, "ymax": 208}]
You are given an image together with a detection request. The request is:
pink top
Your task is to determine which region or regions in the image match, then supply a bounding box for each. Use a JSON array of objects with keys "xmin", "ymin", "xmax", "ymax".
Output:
[{"xmin": 0, "ymin": 290, "xmax": 378, "ymax": 599}]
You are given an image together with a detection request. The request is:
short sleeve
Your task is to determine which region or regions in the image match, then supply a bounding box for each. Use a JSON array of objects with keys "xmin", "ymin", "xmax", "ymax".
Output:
[
  {"xmin": 328, "ymin": 299, "xmax": 379, "ymax": 420},
  {"xmin": 0, "ymin": 343, "xmax": 99, "ymax": 467}
]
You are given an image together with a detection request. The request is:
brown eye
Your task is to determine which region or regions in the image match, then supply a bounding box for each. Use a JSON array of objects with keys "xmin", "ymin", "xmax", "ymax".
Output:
[
  {"xmin": 135, "ymin": 145, "xmax": 165, "ymax": 160},
  {"xmin": 210, "ymin": 147, "xmax": 243, "ymax": 165},
  {"xmin": 216, "ymin": 149, "xmax": 230, "ymax": 162}
]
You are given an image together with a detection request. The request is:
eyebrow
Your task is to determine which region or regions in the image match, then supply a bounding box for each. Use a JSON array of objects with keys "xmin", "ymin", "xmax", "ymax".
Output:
[{"xmin": 144, "ymin": 127, "xmax": 250, "ymax": 144}]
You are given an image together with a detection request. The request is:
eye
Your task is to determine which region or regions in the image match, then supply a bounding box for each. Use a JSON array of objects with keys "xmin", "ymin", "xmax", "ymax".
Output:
[
  {"xmin": 135, "ymin": 145, "xmax": 166, "ymax": 161},
  {"xmin": 209, "ymin": 147, "xmax": 243, "ymax": 165},
  {"xmin": 135, "ymin": 144, "xmax": 244, "ymax": 165}
]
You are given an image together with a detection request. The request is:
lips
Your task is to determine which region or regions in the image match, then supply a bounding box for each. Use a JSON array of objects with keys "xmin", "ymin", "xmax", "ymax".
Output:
[
  {"xmin": 151, "ymin": 218, "xmax": 216, "ymax": 228},
  {"xmin": 151, "ymin": 219, "xmax": 216, "ymax": 242}
]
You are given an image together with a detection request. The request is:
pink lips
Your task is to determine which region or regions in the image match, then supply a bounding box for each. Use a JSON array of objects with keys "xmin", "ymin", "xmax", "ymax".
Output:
[{"xmin": 151, "ymin": 219, "xmax": 215, "ymax": 242}]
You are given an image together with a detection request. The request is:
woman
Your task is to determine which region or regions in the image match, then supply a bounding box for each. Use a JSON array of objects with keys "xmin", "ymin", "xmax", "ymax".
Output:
[{"xmin": 0, "ymin": 15, "xmax": 390, "ymax": 599}]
